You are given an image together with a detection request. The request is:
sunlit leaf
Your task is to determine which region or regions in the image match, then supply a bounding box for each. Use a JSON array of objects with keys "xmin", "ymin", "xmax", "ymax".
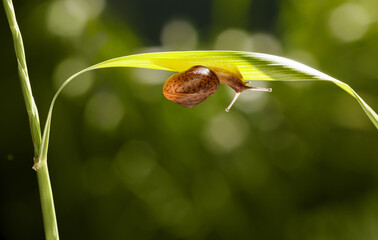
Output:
[{"xmin": 38, "ymin": 51, "xmax": 378, "ymax": 168}]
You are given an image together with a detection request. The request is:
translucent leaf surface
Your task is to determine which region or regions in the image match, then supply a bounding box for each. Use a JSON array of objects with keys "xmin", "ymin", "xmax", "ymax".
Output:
[{"xmin": 37, "ymin": 51, "xmax": 378, "ymax": 168}]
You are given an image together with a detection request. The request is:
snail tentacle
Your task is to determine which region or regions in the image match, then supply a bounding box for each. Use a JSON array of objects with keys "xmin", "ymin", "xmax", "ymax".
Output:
[{"xmin": 225, "ymin": 92, "xmax": 241, "ymax": 112}]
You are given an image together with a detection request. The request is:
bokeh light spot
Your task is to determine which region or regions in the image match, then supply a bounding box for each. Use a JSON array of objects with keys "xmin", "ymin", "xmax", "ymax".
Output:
[
  {"xmin": 46, "ymin": 0, "xmax": 105, "ymax": 38},
  {"xmin": 214, "ymin": 28, "xmax": 253, "ymax": 51},
  {"xmin": 203, "ymin": 113, "xmax": 249, "ymax": 153},
  {"xmin": 250, "ymin": 33, "xmax": 282, "ymax": 54},
  {"xmin": 68, "ymin": 0, "xmax": 105, "ymax": 19},
  {"xmin": 328, "ymin": 3, "xmax": 370, "ymax": 42},
  {"xmin": 46, "ymin": 0, "xmax": 86, "ymax": 37},
  {"xmin": 161, "ymin": 20, "xmax": 198, "ymax": 50},
  {"xmin": 85, "ymin": 91, "xmax": 124, "ymax": 132},
  {"xmin": 53, "ymin": 57, "xmax": 94, "ymax": 98}
]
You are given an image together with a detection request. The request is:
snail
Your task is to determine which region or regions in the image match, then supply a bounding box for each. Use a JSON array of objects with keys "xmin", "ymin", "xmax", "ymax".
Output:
[{"xmin": 163, "ymin": 65, "xmax": 272, "ymax": 111}]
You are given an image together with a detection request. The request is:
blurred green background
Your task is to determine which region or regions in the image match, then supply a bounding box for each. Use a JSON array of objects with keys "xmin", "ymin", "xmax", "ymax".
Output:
[{"xmin": 1, "ymin": 0, "xmax": 378, "ymax": 239}]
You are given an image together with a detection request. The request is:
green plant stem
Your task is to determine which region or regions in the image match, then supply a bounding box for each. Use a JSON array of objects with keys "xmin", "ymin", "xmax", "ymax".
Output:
[
  {"xmin": 37, "ymin": 161, "xmax": 59, "ymax": 240},
  {"xmin": 2, "ymin": 0, "xmax": 59, "ymax": 239},
  {"xmin": 2, "ymin": 0, "xmax": 41, "ymax": 155}
]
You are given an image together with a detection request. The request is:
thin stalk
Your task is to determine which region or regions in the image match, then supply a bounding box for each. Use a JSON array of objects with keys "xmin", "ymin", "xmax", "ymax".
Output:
[
  {"xmin": 2, "ymin": 0, "xmax": 59, "ymax": 239},
  {"xmin": 37, "ymin": 161, "xmax": 59, "ymax": 240},
  {"xmin": 2, "ymin": 0, "xmax": 41, "ymax": 155}
]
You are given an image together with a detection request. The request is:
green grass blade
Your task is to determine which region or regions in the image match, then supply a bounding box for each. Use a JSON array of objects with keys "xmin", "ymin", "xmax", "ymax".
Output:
[
  {"xmin": 89, "ymin": 51, "xmax": 378, "ymax": 129},
  {"xmin": 39, "ymin": 51, "xmax": 378, "ymax": 164},
  {"xmin": 39, "ymin": 68, "xmax": 94, "ymax": 170}
]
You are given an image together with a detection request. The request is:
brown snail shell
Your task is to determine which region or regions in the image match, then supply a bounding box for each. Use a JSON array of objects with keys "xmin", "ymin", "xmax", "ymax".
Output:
[
  {"xmin": 163, "ymin": 66, "xmax": 220, "ymax": 108},
  {"xmin": 163, "ymin": 65, "xmax": 272, "ymax": 110}
]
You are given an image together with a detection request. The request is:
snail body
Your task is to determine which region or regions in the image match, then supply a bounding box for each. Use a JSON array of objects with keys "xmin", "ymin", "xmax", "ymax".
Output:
[{"xmin": 163, "ymin": 65, "xmax": 271, "ymax": 111}]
